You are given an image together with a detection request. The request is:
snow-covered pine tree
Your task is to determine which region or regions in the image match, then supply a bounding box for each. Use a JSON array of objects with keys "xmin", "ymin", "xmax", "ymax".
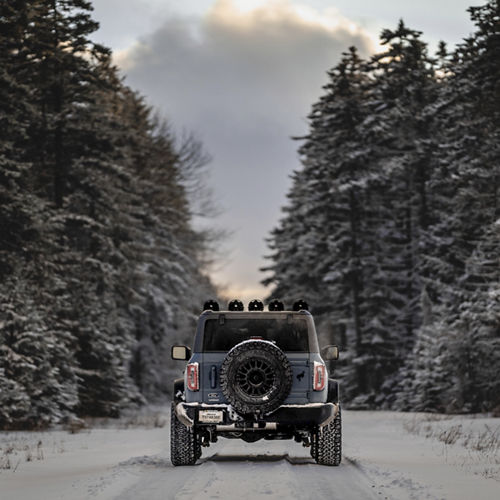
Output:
[
  {"xmin": 1, "ymin": 0, "xmax": 219, "ymax": 426},
  {"xmin": 17, "ymin": 1, "xmax": 143, "ymax": 417},
  {"xmin": 403, "ymin": 219, "xmax": 500, "ymax": 413},
  {"xmin": 264, "ymin": 5, "xmax": 498, "ymax": 413},
  {"xmin": 298, "ymin": 47, "xmax": 374, "ymax": 400},
  {"xmin": 454, "ymin": 219, "xmax": 500, "ymax": 412},
  {"xmin": 0, "ymin": 0, "xmax": 81, "ymax": 427},
  {"xmin": 349, "ymin": 21, "xmax": 439, "ymax": 407},
  {"xmin": 66, "ymin": 59, "xmax": 217, "ymax": 403},
  {"xmin": 264, "ymin": 25, "xmax": 438, "ymax": 408},
  {"xmin": 267, "ymin": 16, "xmax": 498, "ymax": 411},
  {"xmin": 262, "ymin": 47, "xmax": 370, "ymax": 335},
  {"xmin": 14, "ymin": 0, "xmax": 110, "ymax": 207},
  {"xmin": 398, "ymin": 0, "xmax": 500, "ymax": 412},
  {"xmin": 262, "ymin": 169, "xmax": 329, "ymax": 308}
]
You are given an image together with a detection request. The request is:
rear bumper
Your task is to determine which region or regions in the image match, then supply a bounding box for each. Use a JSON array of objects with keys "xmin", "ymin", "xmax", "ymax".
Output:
[{"xmin": 175, "ymin": 401, "xmax": 338, "ymax": 429}]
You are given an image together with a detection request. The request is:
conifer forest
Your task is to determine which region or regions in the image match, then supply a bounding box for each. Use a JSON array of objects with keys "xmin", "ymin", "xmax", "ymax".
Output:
[
  {"xmin": 264, "ymin": 2, "xmax": 500, "ymax": 413},
  {"xmin": 0, "ymin": 1, "xmax": 499, "ymax": 429},
  {"xmin": 0, "ymin": 0, "xmax": 216, "ymax": 428}
]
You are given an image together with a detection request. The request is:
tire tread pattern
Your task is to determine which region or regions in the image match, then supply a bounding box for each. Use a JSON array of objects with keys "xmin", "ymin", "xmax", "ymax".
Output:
[
  {"xmin": 312, "ymin": 406, "xmax": 341, "ymax": 466},
  {"xmin": 170, "ymin": 402, "xmax": 199, "ymax": 466}
]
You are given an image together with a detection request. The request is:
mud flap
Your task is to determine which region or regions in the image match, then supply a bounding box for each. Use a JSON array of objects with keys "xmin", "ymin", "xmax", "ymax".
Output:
[
  {"xmin": 173, "ymin": 378, "xmax": 185, "ymax": 402},
  {"xmin": 327, "ymin": 379, "xmax": 339, "ymax": 404}
]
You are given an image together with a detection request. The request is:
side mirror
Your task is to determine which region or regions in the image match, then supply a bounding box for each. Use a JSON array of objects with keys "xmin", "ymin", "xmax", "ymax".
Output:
[
  {"xmin": 171, "ymin": 345, "xmax": 191, "ymax": 361},
  {"xmin": 322, "ymin": 345, "xmax": 339, "ymax": 361}
]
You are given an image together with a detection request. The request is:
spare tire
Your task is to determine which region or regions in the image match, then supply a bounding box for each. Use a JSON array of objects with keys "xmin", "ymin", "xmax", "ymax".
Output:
[{"xmin": 220, "ymin": 340, "xmax": 293, "ymax": 415}]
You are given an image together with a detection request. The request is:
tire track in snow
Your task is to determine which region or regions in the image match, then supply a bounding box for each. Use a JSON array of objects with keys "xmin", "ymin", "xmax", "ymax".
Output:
[{"xmin": 116, "ymin": 438, "xmax": 380, "ymax": 500}]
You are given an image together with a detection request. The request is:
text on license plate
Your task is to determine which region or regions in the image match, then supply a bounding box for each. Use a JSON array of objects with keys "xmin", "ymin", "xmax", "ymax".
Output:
[{"xmin": 198, "ymin": 410, "xmax": 224, "ymax": 423}]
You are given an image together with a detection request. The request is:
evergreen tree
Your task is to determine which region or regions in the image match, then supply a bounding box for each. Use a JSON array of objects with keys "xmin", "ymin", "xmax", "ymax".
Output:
[
  {"xmin": 263, "ymin": 7, "xmax": 500, "ymax": 411},
  {"xmin": 0, "ymin": 0, "xmax": 219, "ymax": 426},
  {"xmin": 353, "ymin": 22, "xmax": 439, "ymax": 407},
  {"xmin": 401, "ymin": 0, "xmax": 500, "ymax": 412},
  {"xmin": 264, "ymin": 25, "xmax": 439, "ymax": 407},
  {"xmin": 263, "ymin": 47, "xmax": 369, "ymax": 316},
  {"xmin": 17, "ymin": 0, "xmax": 109, "ymax": 207},
  {"xmin": 0, "ymin": 0, "xmax": 80, "ymax": 426}
]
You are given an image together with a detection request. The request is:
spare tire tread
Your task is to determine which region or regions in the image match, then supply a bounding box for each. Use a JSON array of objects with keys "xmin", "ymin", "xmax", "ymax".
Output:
[{"xmin": 220, "ymin": 340, "xmax": 293, "ymax": 415}]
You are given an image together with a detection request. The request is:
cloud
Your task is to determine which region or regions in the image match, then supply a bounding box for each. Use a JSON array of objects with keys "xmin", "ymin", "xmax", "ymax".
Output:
[
  {"xmin": 119, "ymin": 0, "xmax": 374, "ymax": 118},
  {"xmin": 116, "ymin": 0, "xmax": 375, "ymax": 300}
]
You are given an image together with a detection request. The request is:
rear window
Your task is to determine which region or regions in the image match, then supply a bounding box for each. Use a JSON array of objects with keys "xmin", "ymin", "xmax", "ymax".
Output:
[{"xmin": 203, "ymin": 317, "xmax": 309, "ymax": 352}]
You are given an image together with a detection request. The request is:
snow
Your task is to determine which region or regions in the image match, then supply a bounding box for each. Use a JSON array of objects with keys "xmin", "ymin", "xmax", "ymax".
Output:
[
  {"xmin": 1, "ymin": 410, "xmax": 498, "ymax": 500},
  {"xmin": 0, "ymin": 427, "xmax": 167, "ymax": 500},
  {"xmin": 344, "ymin": 412, "xmax": 499, "ymax": 500}
]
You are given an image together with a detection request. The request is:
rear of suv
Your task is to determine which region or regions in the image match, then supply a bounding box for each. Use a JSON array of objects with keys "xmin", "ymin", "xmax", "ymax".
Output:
[{"xmin": 170, "ymin": 299, "xmax": 341, "ymax": 466}]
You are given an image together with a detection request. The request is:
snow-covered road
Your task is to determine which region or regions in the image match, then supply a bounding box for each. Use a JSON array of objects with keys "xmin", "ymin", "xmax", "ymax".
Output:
[
  {"xmin": 118, "ymin": 439, "xmax": 379, "ymax": 500},
  {"xmin": 1, "ymin": 411, "xmax": 498, "ymax": 500}
]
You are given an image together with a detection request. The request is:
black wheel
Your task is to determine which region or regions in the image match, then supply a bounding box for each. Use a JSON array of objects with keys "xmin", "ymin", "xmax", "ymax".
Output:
[
  {"xmin": 170, "ymin": 403, "xmax": 200, "ymax": 466},
  {"xmin": 220, "ymin": 340, "xmax": 292, "ymax": 415},
  {"xmin": 311, "ymin": 406, "xmax": 341, "ymax": 466}
]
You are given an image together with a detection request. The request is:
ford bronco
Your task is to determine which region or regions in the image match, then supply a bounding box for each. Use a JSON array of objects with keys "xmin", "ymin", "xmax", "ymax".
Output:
[{"xmin": 170, "ymin": 299, "xmax": 341, "ymax": 466}]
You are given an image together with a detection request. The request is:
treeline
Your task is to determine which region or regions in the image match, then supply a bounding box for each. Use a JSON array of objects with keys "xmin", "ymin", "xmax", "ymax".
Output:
[
  {"xmin": 264, "ymin": 1, "xmax": 500, "ymax": 413},
  {"xmin": 0, "ymin": 0, "xmax": 216, "ymax": 428}
]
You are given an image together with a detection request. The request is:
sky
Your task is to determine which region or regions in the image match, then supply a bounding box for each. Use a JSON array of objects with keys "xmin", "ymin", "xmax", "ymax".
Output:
[{"xmin": 91, "ymin": 0, "xmax": 477, "ymax": 304}]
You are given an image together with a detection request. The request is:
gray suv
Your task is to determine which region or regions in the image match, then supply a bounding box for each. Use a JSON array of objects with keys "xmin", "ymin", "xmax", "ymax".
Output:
[{"xmin": 170, "ymin": 299, "xmax": 341, "ymax": 466}]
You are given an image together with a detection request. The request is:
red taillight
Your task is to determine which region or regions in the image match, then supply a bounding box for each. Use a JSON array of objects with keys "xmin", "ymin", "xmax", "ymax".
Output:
[
  {"xmin": 313, "ymin": 362, "xmax": 326, "ymax": 391},
  {"xmin": 187, "ymin": 363, "xmax": 199, "ymax": 391}
]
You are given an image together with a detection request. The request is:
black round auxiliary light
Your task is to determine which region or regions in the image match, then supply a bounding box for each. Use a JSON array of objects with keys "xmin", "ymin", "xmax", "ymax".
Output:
[
  {"xmin": 268, "ymin": 299, "xmax": 284, "ymax": 311},
  {"xmin": 228, "ymin": 299, "xmax": 244, "ymax": 311},
  {"xmin": 203, "ymin": 299, "xmax": 220, "ymax": 312},
  {"xmin": 248, "ymin": 299, "xmax": 264, "ymax": 311},
  {"xmin": 292, "ymin": 299, "xmax": 309, "ymax": 311}
]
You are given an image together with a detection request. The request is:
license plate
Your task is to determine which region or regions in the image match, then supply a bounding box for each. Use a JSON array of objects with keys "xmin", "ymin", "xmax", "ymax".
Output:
[{"xmin": 198, "ymin": 410, "xmax": 224, "ymax": 423}]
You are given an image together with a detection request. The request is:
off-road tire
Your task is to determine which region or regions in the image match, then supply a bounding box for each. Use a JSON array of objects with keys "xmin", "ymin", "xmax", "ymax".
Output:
[
  {"xmin": 170, "ymin": 402, "xmax": 200, "ymax": 466},
  {"xmin": 220, "ymin": 340, "xmax": 293, "ymax": 415},
  {"xmin": 311, "ymin": 406, "xmax": 341, "ymax": 466}
]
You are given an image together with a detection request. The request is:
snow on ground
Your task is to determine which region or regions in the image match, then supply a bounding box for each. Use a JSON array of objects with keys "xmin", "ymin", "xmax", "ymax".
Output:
[
  {"xmin": 344, "ymin": 411, "xmax": 499, "ymax": 500},
  {"xmin": 0, "ymin": 410, "xmax": 498, "ymax": 500},
  {"xmin": 0, "ymin": 426, "xmax": 167, "ymax": 500}
]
